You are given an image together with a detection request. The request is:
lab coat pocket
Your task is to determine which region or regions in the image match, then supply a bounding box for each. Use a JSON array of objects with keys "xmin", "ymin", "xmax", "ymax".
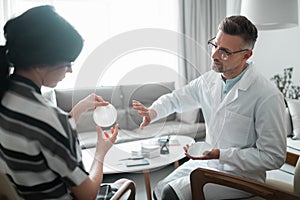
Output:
[{"xmin": 222, "ymin": 110, "xmax": 252, "ymax": 147}]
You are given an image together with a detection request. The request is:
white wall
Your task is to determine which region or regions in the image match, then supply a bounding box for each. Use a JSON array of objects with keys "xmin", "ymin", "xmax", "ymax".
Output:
[
  {"xmin": 227, "ymin": 0, "xmax": 300, "ymax": 85},
  {"xmin": 252, "ymin": 25, "xmax": 300, "ymax": 85}
]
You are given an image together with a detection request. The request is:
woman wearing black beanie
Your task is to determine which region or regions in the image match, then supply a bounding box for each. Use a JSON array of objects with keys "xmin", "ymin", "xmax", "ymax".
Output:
[{"xmin": 0, "ymin": 5, "xmax": 131, "ymax": 200}]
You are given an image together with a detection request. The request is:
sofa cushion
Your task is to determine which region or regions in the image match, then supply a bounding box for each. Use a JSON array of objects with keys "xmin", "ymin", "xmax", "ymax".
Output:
[
  {"xmin": 286, "ymin": 99, "xmax": 300, "ymax": 139},
  {"xmin": 76, "ymin": 109, "xmax": 129, "ymax": 132},
  {"xmin": 285, "ymin": 107, "xmax": 293, "ymax": 137},
  {"xmin": 76, "ymin": 111, "xmax": 97, "ymax": 132},
  {"xmin": 127, "ymin": 121, "xmax": 206, "ymax": 141},
  {"xmin": 78, "ymin": 131, "xmax": 98, "ymax": 149},
  {"xmin": 54, "ymin": 82, "xmax": 207, "ymax": 148},
  {"xmin": 57, "ymin": 82, "xmax": 176, "ymax": 132},
  {"xmin": 120, "ymin": 82, "xmax": 176, "ymax": 130},
  {"xmin": 120, "ymin": 82, "xmax": 175, "ymax": 108},
  {"xmin": 55, "ymin": 86, "xmax": 123, "ymax": 112},
  {"xmin": 78, "ymin": 129, "xmax": 138, "ymax": 149},
  {"xmin": 176, "ymin": 109, "xmax": 200, "ymax": 124},
  {"xmin": 287, "ymin": 137, "xmax": 300, "ymax": 155},
  {"xmin": 78, "ymin": 120, "xmax": 206, "ymax": 148}
]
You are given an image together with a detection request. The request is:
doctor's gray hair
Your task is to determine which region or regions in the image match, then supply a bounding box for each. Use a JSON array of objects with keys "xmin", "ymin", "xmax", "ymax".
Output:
[{"xmin": 218, "ymin": 15, "xmax": 258, "ymax": 50}]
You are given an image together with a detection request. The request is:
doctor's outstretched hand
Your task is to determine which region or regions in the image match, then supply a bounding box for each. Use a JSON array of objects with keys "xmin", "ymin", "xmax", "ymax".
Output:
[
  {"xmin": 132, "ymin": 100, "xmax": 157, "ymax": 129},
  {"xmin": 183, "ymin": 144, "xmax": 220, "ymax": 160}
]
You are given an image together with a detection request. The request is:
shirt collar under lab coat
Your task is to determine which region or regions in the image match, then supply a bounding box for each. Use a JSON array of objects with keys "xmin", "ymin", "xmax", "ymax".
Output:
[
  {"xmin": 222, "ymin": 61, "xmax": 257, "ymax": 104},
  {"xmin": 220, "ymin": 62, "xmax": 251, "ymax": 100}
]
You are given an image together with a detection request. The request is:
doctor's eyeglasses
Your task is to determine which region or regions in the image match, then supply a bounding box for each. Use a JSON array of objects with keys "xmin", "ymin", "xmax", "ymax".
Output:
[{"xmin": 207, "ymin": 37, "xmax": 249, "ymax": 61}]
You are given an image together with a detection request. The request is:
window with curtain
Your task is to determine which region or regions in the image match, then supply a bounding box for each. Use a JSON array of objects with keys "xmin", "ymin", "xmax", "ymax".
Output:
[{"xmin": 0, "ymin": 0, "xmax": 179, "ymax": 88}]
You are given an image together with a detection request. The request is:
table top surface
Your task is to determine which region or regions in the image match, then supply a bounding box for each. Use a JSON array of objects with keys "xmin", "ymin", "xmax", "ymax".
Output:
[{"xmin": 82, "ymin": 135, "xmax": 195, "ymax": 174}]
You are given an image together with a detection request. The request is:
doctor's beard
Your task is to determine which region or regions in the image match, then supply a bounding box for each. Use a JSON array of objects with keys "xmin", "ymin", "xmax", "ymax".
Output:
[
  {"xmin": 212, "ymin": 58, "xmax": 248, "ymax": 79},
  {"xmin": 212, "ymin": 59, "xmax": 224, "ymax": 73}
]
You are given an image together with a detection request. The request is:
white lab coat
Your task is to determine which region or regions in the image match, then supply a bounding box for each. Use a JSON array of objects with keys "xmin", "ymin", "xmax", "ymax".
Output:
[{"xmin": 151, "ymin": 62, "xmax": 287, "ymax": 200}]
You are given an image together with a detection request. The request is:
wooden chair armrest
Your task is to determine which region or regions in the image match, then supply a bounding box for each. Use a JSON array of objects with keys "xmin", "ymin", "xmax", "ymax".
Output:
[
  {"xmin": 0, "ymin": 173, "xmax": 19, "ymax": 200},
  {"xmin": 286, "ymin": 151, "xmax": 299, "ymax": 166},
  {"xmin": 190, "ymin": 168, "xmax": 300, "ymax": 200},
  {"xmin": 111, "ymin": 179, "xmax": 136, "ymax": 200}
]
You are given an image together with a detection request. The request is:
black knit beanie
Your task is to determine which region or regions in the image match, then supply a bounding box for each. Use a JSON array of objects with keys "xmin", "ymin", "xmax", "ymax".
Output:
[{"xmin": 3, "ymin": 5, "xmax": 84, "ymax": 69}]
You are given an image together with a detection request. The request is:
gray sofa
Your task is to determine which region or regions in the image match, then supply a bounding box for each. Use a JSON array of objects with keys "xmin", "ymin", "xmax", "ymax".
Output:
[
  {"xmin": 44, "ymin": 81, "xmax": 300, "ymax": 156},
  {"xmin": 44, "ymin": 82, "xmax": 206, "ymax": 149},
  {"xmin": 285, "ymin": 99, "xmax": 300, "ymax": 155}
]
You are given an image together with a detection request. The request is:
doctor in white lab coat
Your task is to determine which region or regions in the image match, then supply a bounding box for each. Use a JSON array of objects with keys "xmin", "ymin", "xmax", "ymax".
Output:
[{"xmin": 133, "ymin": 15, "xmax": 287, "ymax": 200}]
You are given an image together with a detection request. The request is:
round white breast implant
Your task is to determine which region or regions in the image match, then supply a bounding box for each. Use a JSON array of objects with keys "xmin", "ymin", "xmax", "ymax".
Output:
[
  {"xmin": 188, "ymin": 141, "xmax": 212, "ymax": 157},
  {"xmin": 93, "ymin": 104, "xmax": 117, "ymax": 127}
]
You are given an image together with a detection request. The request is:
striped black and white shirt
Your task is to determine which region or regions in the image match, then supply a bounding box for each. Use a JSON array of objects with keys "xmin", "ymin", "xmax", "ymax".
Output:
[{"xmin": 0, "ymin": 74, "xmax": 88, "ymax": 199}]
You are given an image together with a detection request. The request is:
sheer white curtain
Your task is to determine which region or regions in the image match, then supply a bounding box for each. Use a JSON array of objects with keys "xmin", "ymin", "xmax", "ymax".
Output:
[
  {"xmin": 0, "ymin": 1, "xmax": 10, "ymax": 33},
  {"xmin": 178, "ymin": 0, "xmax": 226, "ymax": 84},
  {"xmin": 227, "ymin": 0, "xmax": 241, "ymax": 16}
]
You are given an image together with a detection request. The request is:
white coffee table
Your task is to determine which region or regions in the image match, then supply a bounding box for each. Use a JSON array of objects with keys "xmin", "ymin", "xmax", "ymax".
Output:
[{"xmin": 82, "ymin": 135, "xmax": 195, "ymax": 200}]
